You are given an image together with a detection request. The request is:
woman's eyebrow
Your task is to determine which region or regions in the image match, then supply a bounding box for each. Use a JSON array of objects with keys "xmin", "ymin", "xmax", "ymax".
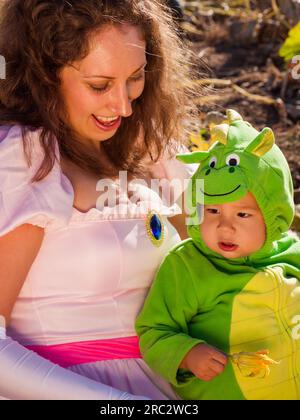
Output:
[{"xmin": 83, "ymin": 62, "xmax": 147, "ymax": 79}]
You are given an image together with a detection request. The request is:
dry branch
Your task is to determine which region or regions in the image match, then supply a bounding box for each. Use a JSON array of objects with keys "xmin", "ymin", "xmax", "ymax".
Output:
[{"xmin": 192, "ymin": 78, "xmax": 278, "ymax": 106}]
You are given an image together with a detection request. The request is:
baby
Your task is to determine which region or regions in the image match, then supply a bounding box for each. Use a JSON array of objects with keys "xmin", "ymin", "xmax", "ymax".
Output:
[{"xmin": 136, "ymin": 110, "xmax": 300, "ymax": 400}]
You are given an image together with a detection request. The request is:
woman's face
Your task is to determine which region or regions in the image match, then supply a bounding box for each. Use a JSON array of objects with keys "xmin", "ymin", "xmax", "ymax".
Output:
[{"xmin": 59, "ymin": 24, "xmax": 147, "ymax": 147}]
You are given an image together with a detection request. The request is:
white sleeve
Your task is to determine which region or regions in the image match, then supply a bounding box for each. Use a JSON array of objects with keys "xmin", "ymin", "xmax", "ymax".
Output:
[
  {"xmin": 0, "ymin": 125, "xmax": 74, "ymax": 236},
  {"xmin": 0, "ymin": 332, "xmax": 147, "ymax": 400}
]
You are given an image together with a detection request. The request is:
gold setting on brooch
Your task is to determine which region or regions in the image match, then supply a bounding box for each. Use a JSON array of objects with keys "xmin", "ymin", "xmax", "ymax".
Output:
[{"xmin": 145, "ymin": 210, "xmax": 165, "ymax": 247}]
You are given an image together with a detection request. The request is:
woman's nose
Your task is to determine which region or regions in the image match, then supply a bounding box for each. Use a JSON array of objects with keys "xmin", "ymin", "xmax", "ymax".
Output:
[{"xmin": 108, "ymin": 84, "xmax": 133, "ymax": 117}]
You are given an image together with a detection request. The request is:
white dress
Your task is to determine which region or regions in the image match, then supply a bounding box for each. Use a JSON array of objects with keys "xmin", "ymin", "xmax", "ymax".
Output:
[{"xmin": 0, "ymin": 125, "xmax": 196, "ymax": 399}]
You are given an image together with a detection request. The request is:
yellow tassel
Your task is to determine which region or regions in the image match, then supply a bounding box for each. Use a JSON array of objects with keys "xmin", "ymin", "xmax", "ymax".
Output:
[{"xmin": 229, "ymin": 349, "xmax": 280, "ymax": 379}]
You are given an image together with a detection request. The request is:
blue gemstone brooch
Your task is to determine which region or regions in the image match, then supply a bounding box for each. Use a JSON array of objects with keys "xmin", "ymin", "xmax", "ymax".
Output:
[{"xmin": 145, "ymin": 211, "xmax": 164, "ymax": 247}]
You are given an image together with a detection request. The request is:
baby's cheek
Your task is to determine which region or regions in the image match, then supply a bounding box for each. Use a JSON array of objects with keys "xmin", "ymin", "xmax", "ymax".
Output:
[
  {"xmin": 255, "ymin": 226, "xmax": 267, "ymax": 250},
  {"xmin": 200, "ymin": 221, "xmax": 208, "ymax": 240},
  {"xmin": 242, "ymin": 221, "xmax": 266, "ymax": 253},
  {"xmin": 200, "ymin": 221, "xmax": 215, "ymax": 248},
  {"xmin": 254, "ymin": 217, "xmax": 266, "ymax": 246}
]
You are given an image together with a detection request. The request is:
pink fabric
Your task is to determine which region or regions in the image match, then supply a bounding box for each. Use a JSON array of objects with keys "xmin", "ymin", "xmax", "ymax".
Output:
[{"xmin": 26, "ymin": 336, "xmax": 142, "ymax": 368}]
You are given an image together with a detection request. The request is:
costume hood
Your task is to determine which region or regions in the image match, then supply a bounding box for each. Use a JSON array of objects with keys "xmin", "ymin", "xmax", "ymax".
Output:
[{"xmin": 177, "ymin": 109, "xmax": 299, "ymax": 269}]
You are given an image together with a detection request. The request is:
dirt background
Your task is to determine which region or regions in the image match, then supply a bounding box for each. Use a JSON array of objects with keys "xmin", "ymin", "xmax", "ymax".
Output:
[{"xmin": 176, "ymin": 0, "xmax": 300, "ymax": 205}]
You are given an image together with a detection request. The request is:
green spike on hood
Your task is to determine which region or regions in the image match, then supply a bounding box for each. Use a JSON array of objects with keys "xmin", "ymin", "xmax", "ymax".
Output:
[{"xmin": 177, "ymin": 109, "xmax": 298, "ymax": 264}]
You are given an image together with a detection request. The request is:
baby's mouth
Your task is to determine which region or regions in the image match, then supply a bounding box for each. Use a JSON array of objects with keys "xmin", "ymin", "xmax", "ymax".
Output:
[{"xmin": 218, "ymin": 242, "xmax": 238, "ymax": 252}]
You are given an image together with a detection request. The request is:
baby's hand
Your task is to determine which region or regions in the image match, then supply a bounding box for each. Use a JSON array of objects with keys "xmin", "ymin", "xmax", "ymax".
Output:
[{"xmin": 180, "ymin": 343, "xmax": 228, "ymax": 382}]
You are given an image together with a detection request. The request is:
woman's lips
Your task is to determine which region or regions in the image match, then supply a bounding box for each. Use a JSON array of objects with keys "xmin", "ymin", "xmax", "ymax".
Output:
[
  {"xmin": 218, "ymin": 242, "xmax": 238, "ymax": 252},
  {"xmin": 92, "ymin": 115, "xmax": 121, "ymax": 131}
]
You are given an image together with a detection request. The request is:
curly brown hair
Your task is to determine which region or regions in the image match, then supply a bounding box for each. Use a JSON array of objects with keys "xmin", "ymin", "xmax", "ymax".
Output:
[{"xmin": 0, "ymin": 0, "xmax": 201, "ymax": 182}]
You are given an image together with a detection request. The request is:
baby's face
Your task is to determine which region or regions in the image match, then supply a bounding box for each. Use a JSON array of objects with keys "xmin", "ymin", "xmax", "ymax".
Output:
[{"xmin": 200, "ymin": 192, "xmax": 266, "ymax": 259}]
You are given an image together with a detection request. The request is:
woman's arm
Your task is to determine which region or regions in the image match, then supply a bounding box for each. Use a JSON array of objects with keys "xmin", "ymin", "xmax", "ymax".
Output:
[
  {"xmin": 168, "ymin": 212, "xmax": 188, "ymax": 240},
  {"xmin": 0, "ymin": 224, "xmax": 45, "ymax": 324},
  {"xmin": 167, "ymin": 191, "xmax": 190, "ymax": 240}
]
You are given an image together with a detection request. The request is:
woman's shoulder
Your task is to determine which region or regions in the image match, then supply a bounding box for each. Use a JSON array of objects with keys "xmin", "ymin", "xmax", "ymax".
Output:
[
  {"xmin": 0, "ymin": 124, "xmax": 74, "ymax": 236},
  {"xmin": 0, "ymin": 123, "xmax": 39, "ymax": 146},
  {"xmin": 0, "ymin": 125, "xmax": 44, "ymax": 187}
]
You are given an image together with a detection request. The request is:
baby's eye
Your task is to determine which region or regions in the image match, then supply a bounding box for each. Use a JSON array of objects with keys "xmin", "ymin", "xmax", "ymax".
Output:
[
  {"xmin": 238, "ymin": 212, "xmax": 251, "ymax": 218},
  {"xmin": 226, "ymin": 153, "xmax": 240, "ymax": 167},
  {"xmin": 206, "ymin": 208, "xmax": 220, "ymax": 214}
]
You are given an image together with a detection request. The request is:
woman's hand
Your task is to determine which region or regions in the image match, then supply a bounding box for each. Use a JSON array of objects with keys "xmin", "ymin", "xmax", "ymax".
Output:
[{"xmin": 180, "ymin": 343, "xmax": 228, "ymax": 381}]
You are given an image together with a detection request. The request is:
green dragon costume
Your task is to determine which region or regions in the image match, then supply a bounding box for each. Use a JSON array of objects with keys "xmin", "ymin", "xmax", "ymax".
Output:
[{"xmin": 136, "ymin": 110, "xmax": 300, "ymax": 400}]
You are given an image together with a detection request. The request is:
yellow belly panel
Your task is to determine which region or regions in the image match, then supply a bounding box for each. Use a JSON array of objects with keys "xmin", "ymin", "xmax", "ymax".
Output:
[{"xmin": 229, "ymin": 267, "xmax": 300, "ymax": 400}]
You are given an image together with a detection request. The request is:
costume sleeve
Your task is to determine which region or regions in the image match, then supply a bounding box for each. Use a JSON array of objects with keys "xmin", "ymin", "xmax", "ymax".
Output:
[
  {"xmin": 0, "ymin": 125, "xmax": 74, "ymax": 236},
  {"xmin": 135, "ymin": 251, "xmax": 204, "ymax": 387}
]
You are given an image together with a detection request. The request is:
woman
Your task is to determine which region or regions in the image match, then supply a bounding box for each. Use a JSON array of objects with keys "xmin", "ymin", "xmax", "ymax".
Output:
[{"xmin": 0, "ymin": 0, "xmax": 200, "ymax": 400}]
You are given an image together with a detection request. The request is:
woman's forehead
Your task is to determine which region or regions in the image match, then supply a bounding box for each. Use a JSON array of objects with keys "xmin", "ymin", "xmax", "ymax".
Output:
[{"xmin": 76, "ymin": 25, "xmax": 146, "ymax": 77}]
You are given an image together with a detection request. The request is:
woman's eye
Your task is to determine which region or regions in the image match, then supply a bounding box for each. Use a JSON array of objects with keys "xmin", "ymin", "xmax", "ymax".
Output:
[
  {"xmin": 238, "ymin": 212, "xmax": 251, "ymax": 218},
  {"xmin": 131, "ymin": 73, "xmax": 145, "ymax": 82},
  {"xmin": 90, "ymin": 74, "xmax": 144, "ymax": 94},
  {"xmin": 90, "ymin": 85, "xmax": 108, "ymax": 93}
]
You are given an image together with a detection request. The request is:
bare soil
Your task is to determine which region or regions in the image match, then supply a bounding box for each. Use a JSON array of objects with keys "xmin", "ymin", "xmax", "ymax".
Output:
[{"xmin": 180, "ymin": 2, "xmax": 300, "ymax": 202}]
